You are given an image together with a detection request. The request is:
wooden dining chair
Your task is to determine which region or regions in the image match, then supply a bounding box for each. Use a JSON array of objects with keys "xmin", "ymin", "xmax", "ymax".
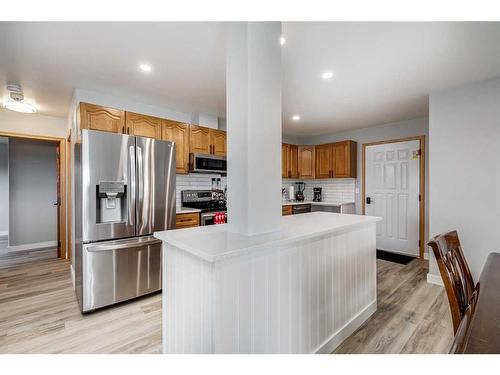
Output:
[{"xmin": 428, "ymin": 230, "xmax": 477, "ymax": 334}]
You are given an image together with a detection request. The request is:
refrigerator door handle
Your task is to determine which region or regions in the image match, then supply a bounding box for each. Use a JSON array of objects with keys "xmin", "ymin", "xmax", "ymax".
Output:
[
  {"xmin": 128, "ymin": 145, "xmax": 136, "ymax": 229},
  {"xmin": 86, "ymin": 237, "xmax": 161, "ymax": 252},
  {"xmin": 137, "ymin": 145, "xmax": 144, "ymax": 232}
]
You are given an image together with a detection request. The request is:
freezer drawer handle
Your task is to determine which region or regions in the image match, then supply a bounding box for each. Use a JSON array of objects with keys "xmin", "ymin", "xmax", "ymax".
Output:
[{"xmin": 86, "ymin": 238, "xmax": 162, "ymax": 252}]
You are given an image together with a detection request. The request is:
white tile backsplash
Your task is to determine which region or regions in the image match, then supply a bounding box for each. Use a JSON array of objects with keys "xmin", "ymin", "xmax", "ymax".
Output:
[
  {"xmin": 282, "ymin": 178, "xmax": 356, "ymax": 203},
  {"xmin": 176, "ymin": 174, "xmax": 227, "ymax": 208}
]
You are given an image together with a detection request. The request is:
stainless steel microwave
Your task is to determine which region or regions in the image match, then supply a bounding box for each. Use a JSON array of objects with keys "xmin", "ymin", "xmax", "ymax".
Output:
[{"xmin": 189, "ymin": 153, "xmax": 227, "ymax": 174}]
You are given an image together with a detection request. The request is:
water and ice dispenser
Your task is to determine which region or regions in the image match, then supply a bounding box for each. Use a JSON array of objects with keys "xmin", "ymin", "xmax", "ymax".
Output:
[{"xmin": 96, "ymin": 181, "xmax": 127, "ymax": 223}]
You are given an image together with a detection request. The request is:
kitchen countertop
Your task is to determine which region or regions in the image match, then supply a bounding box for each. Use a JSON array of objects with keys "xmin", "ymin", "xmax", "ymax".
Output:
[
  {"xmin": 176, "ymin": 207, "xmax": 202, "ymax": 214},
  {"xmin": 281, "ymin": 200, "xmax": 355, "ymax": 206},
  {"xmin": 155, "ymin": 212, "xmax": 380, "ymax": 263}
]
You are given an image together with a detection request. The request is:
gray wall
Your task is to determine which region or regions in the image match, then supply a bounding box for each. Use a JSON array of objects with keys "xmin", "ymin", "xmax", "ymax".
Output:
[
  {"xmin": 285, "ymin": 117, "xmax": 429, "ymax": 250},
  {"xmin": 9, "ymin": 139, "xmax": 58, "ymax": 246},
  {"xmin": 429, "ymin": 78, "xmax": 500, "ymax": 280},
  {"xmin": 0, "ymin": 138, "xmax": 8, "ymax": 235}
]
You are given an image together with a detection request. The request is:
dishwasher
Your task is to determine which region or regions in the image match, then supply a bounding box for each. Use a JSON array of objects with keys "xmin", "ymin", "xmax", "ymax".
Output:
[{"xmin": 292, "ymin": 204, "xmax": 312, "ymax": 215}]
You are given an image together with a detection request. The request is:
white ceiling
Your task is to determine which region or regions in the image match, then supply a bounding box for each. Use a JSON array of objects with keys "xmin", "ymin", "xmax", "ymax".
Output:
[{"xmin": 1, "ymin": 22, "xmax": 500, "ymax": 136}]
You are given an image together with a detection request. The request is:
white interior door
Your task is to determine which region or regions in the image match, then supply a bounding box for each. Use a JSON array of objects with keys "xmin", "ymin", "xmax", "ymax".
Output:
[{"xmin": 365, "ymin": 140, "xmax": 420, "ymax": 256}]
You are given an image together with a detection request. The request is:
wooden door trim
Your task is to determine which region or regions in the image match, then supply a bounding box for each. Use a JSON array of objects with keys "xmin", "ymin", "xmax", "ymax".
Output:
[
  {"xmin": 362, "ymin": 135, "xmax": 426, "ymax": 259},
  {"xmin": 0, "ymin": 131, "xmax": 67, "ymax": 260}
]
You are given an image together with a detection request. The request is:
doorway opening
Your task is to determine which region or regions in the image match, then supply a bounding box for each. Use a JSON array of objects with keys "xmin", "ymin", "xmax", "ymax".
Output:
[
  {"xmin": 362, "ymin": 136, "xmax": 425, "ymax": 259},
  {"xmin": 0, "ymin": 132, "xmax": 67, "ymax": 267}
]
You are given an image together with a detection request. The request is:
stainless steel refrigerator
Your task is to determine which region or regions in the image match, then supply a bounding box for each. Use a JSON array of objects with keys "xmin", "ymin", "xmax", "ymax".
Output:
[{"xmin": 74, "ymin": 129, "xmax": 175, "ymax": 312}]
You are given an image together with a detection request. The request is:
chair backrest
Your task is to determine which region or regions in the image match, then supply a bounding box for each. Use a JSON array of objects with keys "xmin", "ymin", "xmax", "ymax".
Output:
[
  {"xmin": 428, "ymin": 230, "xmax": 476, "ymax": 333},
  {"xmin": 448, "ymin": 288, "xmax": 479, "ymax": 354}
]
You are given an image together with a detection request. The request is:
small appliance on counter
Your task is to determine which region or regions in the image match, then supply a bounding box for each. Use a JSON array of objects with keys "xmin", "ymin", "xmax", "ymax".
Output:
[
  {"xmin": 295, "ymin": 182, "xmax": 305, "ymax": 201},
  {"xmin": 313, "ymin": 187, "xmax": 322, "ymax": 202},
  {"xmin": 181, "ymin": 190, "xmax": 227, "ymax": 226}
]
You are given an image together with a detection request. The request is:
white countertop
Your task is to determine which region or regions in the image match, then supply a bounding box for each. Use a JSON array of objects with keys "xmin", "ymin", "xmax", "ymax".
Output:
[
  {"xmin": 281, "ymin": 200, "xmax": 355, "ymax": 206},
  {"xmin": 176, "ymin": 207, "xmax": 202, "ymax": 214},
  {"xmin": 155, "ymin": 212, "xmax": 380, "ymax": 263}
]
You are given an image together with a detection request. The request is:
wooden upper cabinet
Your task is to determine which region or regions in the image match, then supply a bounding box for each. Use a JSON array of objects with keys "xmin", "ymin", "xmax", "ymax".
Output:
[
  {"xmin": 333, "ymin": 140, "xmax": 357, "ymax": 178},
  {"xmin": 298, "ymin": 146, "xmax": 315, "ymax": 179},
  {"xmin": 189, "ymin": 125, "xmax": 211, "ymax": 154},
  {"xmin": 315, "ymin": 143, "xmax": 333, "ymax": 178},
  {"xmin": 288, "ymin": 144, "xmax": 299, "ymax": 178},
  {"xmin": 281, "ymin": 143, "xmax": 298, "ymax": 178},
  {"xmin": 210, "ymin": 129, "xmax": 227, "ymax": 157},
  {"xmin": 125, "ymin": 112, "xmax": 162, "ymax": 139},
  {"xmin": 162, "ymin": 120, "xmax": 190, "ymax": 174},
  {"xmin": 282, "ymin": 143, "xmax": 289, "ymax": 178},
  {"xmin": 80, "ymin": 103, "xmax": 125, "ymax": 134}
]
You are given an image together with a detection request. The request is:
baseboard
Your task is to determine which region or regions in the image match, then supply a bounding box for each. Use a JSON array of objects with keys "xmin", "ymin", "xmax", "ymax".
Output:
[
  {"xmin": 0, "ymin": 231, "xmax": 8, "ymax": 237},
  {"xmin": 427, "ymin": 273, "xmax": 444, "ymax": 286},
  {"xmin": 313, "ymin": 299, "xmax": 377, "ymax": 354},
  {"xmin": 70, "ymin": 264, "xmax": 75, "ymax": 290},
  {"xmin": 5, "ymin": 241, "xmax": 57, "ymax": 253}
]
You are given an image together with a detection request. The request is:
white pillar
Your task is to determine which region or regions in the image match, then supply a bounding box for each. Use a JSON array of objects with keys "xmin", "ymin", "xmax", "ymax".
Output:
[{"xmin": 226, "ymin": 22, "xmax": 282, "ymax": 236}]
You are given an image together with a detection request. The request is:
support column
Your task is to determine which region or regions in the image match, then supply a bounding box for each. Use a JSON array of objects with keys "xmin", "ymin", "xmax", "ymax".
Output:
[{"xmin": 226, "ymin": 22, "xmax": 282, "ymax": 235}]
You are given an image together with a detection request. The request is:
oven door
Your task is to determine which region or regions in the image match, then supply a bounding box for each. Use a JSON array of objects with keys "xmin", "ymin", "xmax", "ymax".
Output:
[{"xmin": 190, "ymin": 153, "xmax": 227, "ymax": 174}]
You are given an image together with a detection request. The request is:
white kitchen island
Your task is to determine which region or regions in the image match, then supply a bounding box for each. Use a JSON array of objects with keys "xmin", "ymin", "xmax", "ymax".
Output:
[{"xmin": 154, "ymin": 212, "xmax": 381, "ymax": 354}]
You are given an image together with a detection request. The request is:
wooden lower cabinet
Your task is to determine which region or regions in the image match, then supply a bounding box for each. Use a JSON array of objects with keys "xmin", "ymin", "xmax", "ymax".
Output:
[
  {"xmin": 125, "ymin": 112, "xmax": 162, "ymax": 139},
  {"xmin": 298, "ymin": 146, "xmax": 315, "ymax": 178},
  {"xmin": 282, "ymin": 205, "xmax": 293, "ymax": 216},
  {"xmin": 175, "ymin": 212, "xmax": 200, "ymax": 229},
  {"xmin": 80, "ymin": 103, "xmax": 125, "ymax": 133},
  {"xmin": 163, "ymin": 120, "xmax": 190, "ymax": 174}
]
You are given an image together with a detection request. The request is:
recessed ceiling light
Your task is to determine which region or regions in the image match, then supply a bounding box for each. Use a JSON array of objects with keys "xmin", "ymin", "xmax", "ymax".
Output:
[
  {"xmin": 322, "ymin": 71, "xmax": 334, "ymax": 80},
  {"xmin": 139, "ymin": 63, "xmax": 152, "ymax": 72},
  {"xmin": 279, "ymin": 36, "xmax": 286, "ymax": 46},
  {"xmin": 292, "ymin": 115, "xmax": 300, "ymax": 121}
]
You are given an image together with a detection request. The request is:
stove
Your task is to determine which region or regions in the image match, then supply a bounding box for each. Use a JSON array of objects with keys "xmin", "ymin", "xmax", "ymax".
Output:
[{"xmin": 181, "ymin": 190, "xmax": 227, "ymax": 225}]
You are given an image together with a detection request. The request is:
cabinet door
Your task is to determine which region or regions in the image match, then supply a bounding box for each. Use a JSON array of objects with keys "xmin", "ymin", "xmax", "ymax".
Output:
[
  {"xmin": 162, "ymin": 120, "xmax": 190, "ymax": 174},
  {"xmin": 298, "ymin": 146, "xmax": 315, "ymax": 179},
  {"xmin": 189, "ymin": 125, "xmax": 211, "ymax": 154},
  {"xmin": 315, "ymin": 143, "xmax": 333, "ymax": 178},
  {"xmin": 125, "ymin": 112, "xmax": 162, "ymax": 139},
  {"xmin": 288, "ymin": 144, "xmax": 299, "ymax": 178},
  {"xmin": 282, "ymin": 143, "xmax": 289, "ymax": 178},
  {"xmin": 80, "ymin": 103, "xmax": 125, "ymax": 133},
  {"xmin": 333, "ymin": 140, "xmax": 357, "ymax": 178},
  {"xmin": 210, "ymin": 129, "xmax": 227, "ymax": 157}
]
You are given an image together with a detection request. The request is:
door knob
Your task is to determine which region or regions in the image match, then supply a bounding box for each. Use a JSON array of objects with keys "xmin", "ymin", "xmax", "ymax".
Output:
[{"xmin": 366, "ymin": 197, "xmax": 371, "ymax": 205}]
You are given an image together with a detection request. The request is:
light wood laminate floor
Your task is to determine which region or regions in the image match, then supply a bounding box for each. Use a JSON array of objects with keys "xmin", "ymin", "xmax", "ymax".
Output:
[{"xmin": 0, "ymin": 256, "xmax": 452, "ymax": 354}]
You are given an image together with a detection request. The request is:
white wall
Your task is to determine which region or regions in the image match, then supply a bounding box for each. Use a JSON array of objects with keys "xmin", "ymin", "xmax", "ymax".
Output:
[
  {"xmin": 8, "ymin": 138, "xmax": 58, "ymax": 246},
  {"xmin": 428, "ymin": 78, "xmax": 500, "ymax": 280},
  {"xmin": 287, "ymin": 117, "xmax": 429, "ymax": 250},
  {"xmin": 0, "ymin": 108, "xmax": 67, "ymax": 138},
  {"xmin": 0, "ymin": 138, "xmax": 8, "ymax": 236}
]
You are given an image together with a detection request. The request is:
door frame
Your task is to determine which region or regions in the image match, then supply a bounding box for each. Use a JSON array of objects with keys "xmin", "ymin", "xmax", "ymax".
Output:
[
  {"xmin": 0, "ymin": 131, "xmax": 67, "ymax": 259},
  {"xmin": 362, "ymin": 135, "xmax": 426, "ymax": 259}
]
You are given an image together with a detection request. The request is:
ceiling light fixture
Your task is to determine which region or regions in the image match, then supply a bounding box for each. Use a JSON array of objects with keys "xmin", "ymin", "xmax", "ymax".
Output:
[
  {"xmin": 139, "ymin": 63, "xmax": 152, "ymax": 72},
  {"xmin": 279, "ymin": 36, "xmax": 286, "ymax": 46},
  {"xmin": 322, "ymin": 71, "xmax": 334, "ymax": 80},
  {"xmin": 3, "ymin": 84, "xmax": 36, "ymax": 114},
  {"xmin": 292, "ymin": 115, "xmax": 300, "ymax": 121}
]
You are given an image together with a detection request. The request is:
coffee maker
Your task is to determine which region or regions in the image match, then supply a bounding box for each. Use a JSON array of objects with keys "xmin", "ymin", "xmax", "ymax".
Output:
[{"xmin": 313, "ymin": 187, "xmax": 322, "ymax": 202}]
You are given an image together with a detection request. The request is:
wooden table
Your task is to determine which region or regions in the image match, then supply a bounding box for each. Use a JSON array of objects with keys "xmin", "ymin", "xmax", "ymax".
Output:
[{"xmin": 464, "ymin": 252, "xmax": 500, "ymax": 353}]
